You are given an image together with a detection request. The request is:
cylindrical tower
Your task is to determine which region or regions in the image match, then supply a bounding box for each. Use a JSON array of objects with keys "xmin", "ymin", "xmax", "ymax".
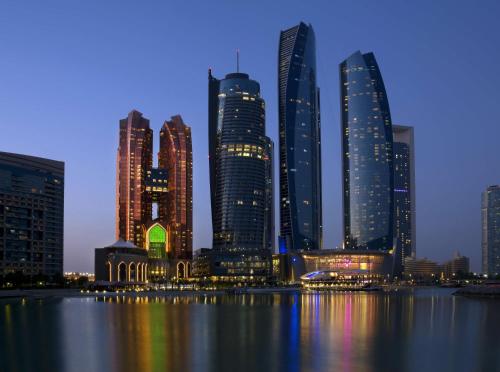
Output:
[{"xmin": 209, "ymin": 72, "xmax": 272, "ymax": 252}]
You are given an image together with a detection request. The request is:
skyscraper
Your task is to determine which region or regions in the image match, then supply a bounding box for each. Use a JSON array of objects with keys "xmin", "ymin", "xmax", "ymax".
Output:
[
  {"xmin": 340, "ymin": 51, "xmax": 394, "ymax": 251},
  {"xmin": 159, "ymin": 115, "xmax": 193, "ymax": 259},
  {"xmin": 116, "ymin": 110, "xmax": 192, "ymax": 261},
  {"xmin": 482, "ymin": 185, "xmax": 500, "ymax": 275},
  {"xmin": 278, "ymin": 22, "xmax": 322, "ymax": 252},
  {"xmin": 0, "ymin": 151, "xmax": 64, "ymax": 278},
  {"xmin": 208, "ymin": 70, "xmax": 273, "ymax": 253},
  {"xmin": 116, "ymin": 110, "xmax": 153, "ymax": 248},
  {"xmin": 264, "ymin": 138, "xmax": 275, "ymax": 253},
  {"xmin": 393, "ymin": 125, "xmax": 416, "ymax": 262}
]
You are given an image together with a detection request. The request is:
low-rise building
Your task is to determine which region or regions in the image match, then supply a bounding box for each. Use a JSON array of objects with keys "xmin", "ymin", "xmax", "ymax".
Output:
[
  {"xmin": 94, "ymin": 239, "xmax": 149, "ymax": 282},
  {"xmin": 192, "ymin": 248, "xmax": 272, "ymax": 283},
  {"xmin": 403, "ymin": 256, "xmax": 441, "ymax": 281},
  {"xmin": 443, "ymin": 252, "xmax": 470, "ymax": 279},
  {"xmin": 273, "ymin": 249, "xmax": 394, "ymax": 286}
]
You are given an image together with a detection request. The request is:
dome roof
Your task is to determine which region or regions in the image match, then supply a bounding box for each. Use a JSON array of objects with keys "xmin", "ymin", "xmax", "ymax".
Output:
[{"xmin": 105, "ymin": 238, "xmax": 138, "ymax": 249}]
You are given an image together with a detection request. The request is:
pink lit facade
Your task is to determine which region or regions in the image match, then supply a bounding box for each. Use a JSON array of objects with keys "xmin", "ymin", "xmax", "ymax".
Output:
[
  {"xmin": 159, "ymin": 115, "xmax": 193, "ymax": 259},
  {"xmin": 116, "ymin": 110, "xmax": 153, "ymax": 248}
]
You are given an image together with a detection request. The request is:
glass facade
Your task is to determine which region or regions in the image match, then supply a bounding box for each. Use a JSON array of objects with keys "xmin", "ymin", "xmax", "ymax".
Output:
[
  {"xmin": 208, "ymin": 71, "xmax": 273, "ymax": 253},
  {"xmin": 340, "ymin": 51, "xmax": 394, "ymax": 251},
  {"xmin": 301, "ymin": 250, "xmax": 393, "ymax": 282},
  {"xmin": 0, "ymin": 152, "xmax": 64, "ymax": 277},
  {"xmin": 278, "ymin": 22, "xmax": 322, "ymax": 251},
  {"xmin": 393, "ymin": 125, "xmax": 416, "ymax": 264},
  {"xmin": 264, "ymin": 138, "xmax": 275, "ymax": 253},
  {"xmin": 482, "ymin": 185, "xmax": 500, "ymax": 275}
]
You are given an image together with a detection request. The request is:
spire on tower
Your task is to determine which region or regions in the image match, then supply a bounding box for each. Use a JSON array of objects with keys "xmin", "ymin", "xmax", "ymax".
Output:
[{"xmin": 236, "ymin": 48, "xmax": 240, "ymax": 73}]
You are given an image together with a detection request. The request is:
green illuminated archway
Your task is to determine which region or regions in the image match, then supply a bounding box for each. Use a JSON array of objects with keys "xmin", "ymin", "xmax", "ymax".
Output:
[{"xmin": 146, "ymin": 223, "xmax": 168, "ymax": 259}]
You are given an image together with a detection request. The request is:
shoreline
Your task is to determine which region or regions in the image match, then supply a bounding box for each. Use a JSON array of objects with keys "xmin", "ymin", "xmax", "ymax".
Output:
[
  {"xmin": 453, "ymin": 285, "xmax": 500, "ymax": 298},
  {"xmin": 0, "ymin": 286, "xmax": 464, "ymax": 301}
]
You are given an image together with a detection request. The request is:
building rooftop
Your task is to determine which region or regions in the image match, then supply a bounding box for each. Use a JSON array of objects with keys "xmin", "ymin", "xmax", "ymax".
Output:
[{"xmin": 105, "ymin": 239, "xmax": 138, "ymax": 249}]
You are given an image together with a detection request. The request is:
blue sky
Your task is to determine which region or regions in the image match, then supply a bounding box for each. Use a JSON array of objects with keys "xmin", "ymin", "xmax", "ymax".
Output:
[{"xmin": 1, "ymin": 0, "xmax": 499, "ymax": 272}]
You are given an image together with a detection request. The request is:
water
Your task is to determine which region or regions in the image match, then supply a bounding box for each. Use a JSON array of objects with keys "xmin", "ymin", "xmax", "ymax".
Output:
[{"xmin": 1, "ymin": 288, "xmax": 499, "ymax": 372}]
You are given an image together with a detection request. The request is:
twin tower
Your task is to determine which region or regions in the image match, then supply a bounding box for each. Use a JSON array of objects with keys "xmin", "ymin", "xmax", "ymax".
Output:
[{"xmin": 116, "ymin": 111, "xmax": 193, "ymax": 260}]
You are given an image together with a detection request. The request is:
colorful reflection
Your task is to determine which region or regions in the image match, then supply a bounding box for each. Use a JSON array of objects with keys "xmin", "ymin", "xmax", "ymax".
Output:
[{"xmin": 0, "ymin": 290, "xmax": 499, "ymax": 372}]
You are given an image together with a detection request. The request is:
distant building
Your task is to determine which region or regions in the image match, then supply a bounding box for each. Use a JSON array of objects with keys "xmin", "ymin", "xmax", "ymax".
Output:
[
  {"xmin": 393, "ymin": 125, "xmax": 416, "ymax": 265},
  {"xmin": 403, "ymin": 257, "xmax": 441, "ymax": 281},
  {"xmin": 443, "ymin": 252, "xmax": 470, "ymax": 279},
  {"xmin": 159, "ymin": 116, "xmax": 193, "ymax": 259},
  {"xmin": 278, "ymin": 22, "xmax": 322, "ymax": 252},
  {"xmin": 482, "ymin": 185, "xmax": 500, "ymax": 275},
  {"xmin": 116, "ymin": 110, "xmax": 193, "ymax": 264},
  {"xmin": 0, "ymin": 151, "xmax": 64, "ymax": 278},
  {"xmin": 340, "ymin": 51, "xmax": 394, "ymax": 251},
  {"xmin": 264, "ymin": 138, "xmax": 275, "ymax": 253},
  {"xmin": 64, "ymin": 272, "xmax": 95, "ymax": 282}
]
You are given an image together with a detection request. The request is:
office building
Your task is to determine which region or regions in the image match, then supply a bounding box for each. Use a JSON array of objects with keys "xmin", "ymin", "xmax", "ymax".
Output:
[
  {"xmin": 264, "ymin": 138, "xmax": 275, "ymax": 253},
  {"xmin": 393, "ymin": 125, "xmax": 416, "ymax": 263},
  {"xmin": 340, "ymin": 51, "xmax": 394, "ymax": 251},
  {"xmin": 278, "ymin": 22, "xmax": 322, "ymax": 251},
  {"xmin": 482, "ymin": 185, "xmax": 500, "ymax": 275},
  {"xmin": 403, "ymin": 257, "xmax": 441, "ymax": 281},
  {"xmin": 207, "ymin": 69, "xmax": 273, "ymax": 279},
  {"xmin": 0, "ymin": 151, "xmax": 64, "ymax": 278}
]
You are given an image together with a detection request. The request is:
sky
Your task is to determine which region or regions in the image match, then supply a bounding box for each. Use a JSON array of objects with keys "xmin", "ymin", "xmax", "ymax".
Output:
[{"xmin": 1, "ymin": 0, "xmax": 499, "ymax": 273}]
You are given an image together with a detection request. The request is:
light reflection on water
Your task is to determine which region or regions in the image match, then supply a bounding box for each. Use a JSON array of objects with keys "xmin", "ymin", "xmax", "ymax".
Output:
[{"xmin": 1, "ymin": 289, "xmax": 499, "ymax": 372}]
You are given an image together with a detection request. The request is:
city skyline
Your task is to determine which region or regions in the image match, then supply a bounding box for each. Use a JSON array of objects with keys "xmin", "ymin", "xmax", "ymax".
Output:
[{"xmin": 1, "ymin": 1, "xmax": 500, "ymax": 272}]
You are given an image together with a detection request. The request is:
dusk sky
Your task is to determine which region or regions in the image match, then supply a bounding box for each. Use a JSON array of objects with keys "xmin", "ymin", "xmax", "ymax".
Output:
[{"xmin": 1, "ymin": 0, "xmax": 499, "ymax": 272}]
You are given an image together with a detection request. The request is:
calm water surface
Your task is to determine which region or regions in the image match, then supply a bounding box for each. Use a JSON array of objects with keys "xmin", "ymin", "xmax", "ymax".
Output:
[{"xmin": 1, "ymin": 288, "xmax": 499, "ymax": 372}]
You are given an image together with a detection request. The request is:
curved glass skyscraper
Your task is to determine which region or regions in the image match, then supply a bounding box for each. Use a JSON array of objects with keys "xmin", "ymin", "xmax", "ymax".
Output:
[
  {"xmin": 278, "ymin": 22, "xmax": 322, "ymax": 252},
  {"xmin": 208, "ymin": 70, "xmax": 273, "ymax": 252},
  {"xmin": 340, "ymin": 51, "xmax": 394, "ymax": 251}
]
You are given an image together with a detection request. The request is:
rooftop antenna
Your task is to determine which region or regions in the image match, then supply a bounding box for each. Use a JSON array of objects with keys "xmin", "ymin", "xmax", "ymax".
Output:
[{"xmin": 236, "ymin": 48, "xmax": 240, "ymax": 72}]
